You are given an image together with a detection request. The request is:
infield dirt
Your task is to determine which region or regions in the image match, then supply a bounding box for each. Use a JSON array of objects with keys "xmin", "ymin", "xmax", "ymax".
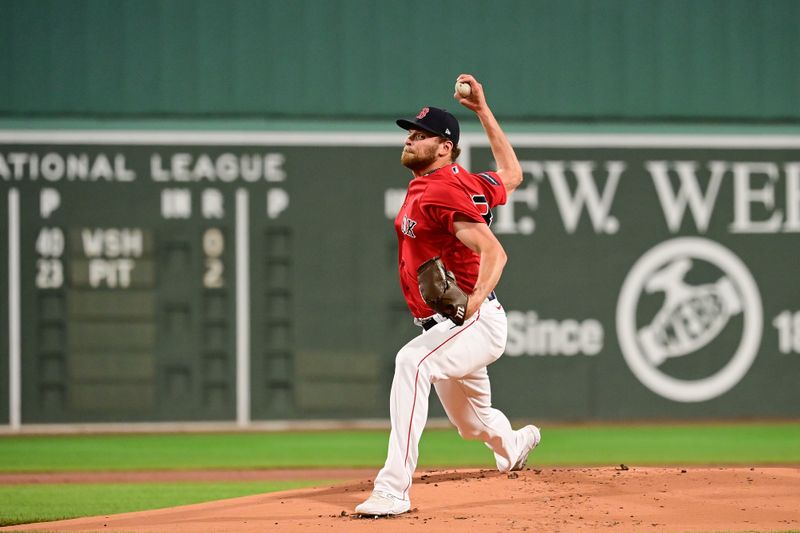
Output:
[{"xmin": 2, "ymin": 466, "xmax": 799, "ymax": 532}]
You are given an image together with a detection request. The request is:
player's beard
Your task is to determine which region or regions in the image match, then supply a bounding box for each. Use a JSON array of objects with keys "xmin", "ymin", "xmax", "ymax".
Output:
[{"xmin": 401, "ymin": 142, "xmax": 438, "ymax": 172}]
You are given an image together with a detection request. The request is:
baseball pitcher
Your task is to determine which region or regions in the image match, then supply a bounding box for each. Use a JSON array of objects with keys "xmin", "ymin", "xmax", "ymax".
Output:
[{"xmin": 355, "ymin": 74, "xmax": 541, "ymax": 516}]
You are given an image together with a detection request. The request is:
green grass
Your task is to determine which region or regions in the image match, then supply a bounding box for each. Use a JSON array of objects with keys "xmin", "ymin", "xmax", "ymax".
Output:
[
  {"xmin": 0, "ymin": 480, "xmax": 330, "ymax": 527},
  {"xmin": 1, "ymin": 423, "xmax": 799, "ymax": 473},
  {"xmin": 0, "ymin": 422, "xmax": 798, "ymax": 527},
  {"xmin": 538, "ymin": 423, "xmax": 800, "ymax": 465}
]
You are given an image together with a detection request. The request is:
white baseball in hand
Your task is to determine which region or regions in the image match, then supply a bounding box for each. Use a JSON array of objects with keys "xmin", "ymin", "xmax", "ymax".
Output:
[{"xmin": 455, "ymin": 81, "xmax": 471, "ymax": 97}]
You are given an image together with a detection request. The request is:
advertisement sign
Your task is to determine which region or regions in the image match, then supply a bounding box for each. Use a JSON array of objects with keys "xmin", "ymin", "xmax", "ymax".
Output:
[{"xmin": 470, "ymin": 137, "xmax": 800, "ymax": 418}]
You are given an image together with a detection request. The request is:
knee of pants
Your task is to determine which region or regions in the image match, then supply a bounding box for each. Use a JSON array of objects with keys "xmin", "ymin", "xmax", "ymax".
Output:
[
  {"xmin": 394, "ymin": 346, "xmax": 422, "ymax": 374},
  {"xmin": 496, "ymin": 319, "xmax": 509, "ymax": 352},
  {"xmin": 457, "ymin": 426, "xmax": 490, "ymax": 441},
  {"xmin": 489, "ymin": 335, "xmax": 507, "ymax": 361}
]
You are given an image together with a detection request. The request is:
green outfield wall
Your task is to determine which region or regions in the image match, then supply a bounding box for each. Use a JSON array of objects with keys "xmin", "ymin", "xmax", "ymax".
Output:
[
  {"xmin": 2, "ymin": 0, "xmax": 799, "ymax": 427},
  {"xmin": 1, "ymin": 0, "xmax": 799, "ymax": 123},
  {"xmin": 2, "ymin": 131, "xmax": 800, "ymax": 426}
]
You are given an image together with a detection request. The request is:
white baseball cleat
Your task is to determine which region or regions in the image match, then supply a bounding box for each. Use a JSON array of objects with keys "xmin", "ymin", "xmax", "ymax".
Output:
[
  {"xmin": 354, "ymin": 490, "xmax": 411, "ymax": 516},
  {"xmin": 511, "ymin": 424, "xmax": 541, "ymax": 471}
]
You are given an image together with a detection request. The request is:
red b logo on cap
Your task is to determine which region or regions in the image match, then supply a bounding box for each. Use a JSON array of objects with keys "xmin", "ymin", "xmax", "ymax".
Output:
[{"xmin": 416, "ymin": 107, "xmax": 430, "ymax": 119}]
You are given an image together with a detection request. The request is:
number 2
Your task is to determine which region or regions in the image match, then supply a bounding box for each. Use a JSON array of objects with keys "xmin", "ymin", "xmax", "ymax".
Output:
[{"xmin": 36, "ymin": 259, "xmax": 63, "ymax": 289}]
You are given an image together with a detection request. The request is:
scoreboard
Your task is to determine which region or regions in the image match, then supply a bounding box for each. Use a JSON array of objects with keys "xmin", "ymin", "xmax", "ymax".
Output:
[{"xmin": 1, "ymin": 131, "xmax": 409, "ymax": 426}]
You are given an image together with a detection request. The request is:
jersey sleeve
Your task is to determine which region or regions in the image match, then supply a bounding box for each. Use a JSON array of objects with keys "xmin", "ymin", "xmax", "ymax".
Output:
[
  {"xmin": 473, "ymin": 171, "xmax": 508, "ymax": 207},
  {"xmin": 421, "ymin": 182, "xmax": 485, "ymax": 234}
]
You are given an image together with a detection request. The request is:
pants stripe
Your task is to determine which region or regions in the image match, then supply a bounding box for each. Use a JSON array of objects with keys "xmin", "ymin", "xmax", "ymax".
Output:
[{"xmin": 401, "ymin": 310, "xmax": 481, "ymax": 497}]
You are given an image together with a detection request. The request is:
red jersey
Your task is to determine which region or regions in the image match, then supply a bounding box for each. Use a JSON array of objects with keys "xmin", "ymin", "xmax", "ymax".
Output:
[{"xmin": 394, "ymin": 163, "xmax": 507, "ymax": 318}]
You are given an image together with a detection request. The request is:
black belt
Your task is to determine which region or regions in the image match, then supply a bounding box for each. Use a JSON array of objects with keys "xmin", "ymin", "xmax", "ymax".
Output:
[{"xmin": 420, "ymin": 291, "xmax": 496, "ymax": 331}]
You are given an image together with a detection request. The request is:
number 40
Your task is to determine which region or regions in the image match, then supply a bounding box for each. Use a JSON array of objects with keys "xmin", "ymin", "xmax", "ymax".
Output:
[{"xmin": 773, "ymin": 311, "xmax": 800, "ymax": 354}]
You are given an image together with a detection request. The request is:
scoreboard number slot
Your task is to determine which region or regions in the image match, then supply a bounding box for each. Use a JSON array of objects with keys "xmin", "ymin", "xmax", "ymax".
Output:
[{"xmin": 203, "ymin": 227, "xmax": 225, "ymax": 288}]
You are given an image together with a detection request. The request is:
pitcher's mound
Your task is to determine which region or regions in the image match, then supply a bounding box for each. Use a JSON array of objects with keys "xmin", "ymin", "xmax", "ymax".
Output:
[{"xmin": 4, "ymin": 467, "xmax": 800, "ymax": 532}]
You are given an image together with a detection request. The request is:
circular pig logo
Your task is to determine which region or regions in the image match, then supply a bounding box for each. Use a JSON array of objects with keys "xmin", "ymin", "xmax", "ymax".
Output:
[{"xmin": 616, "ymin": 237, "xmax": 762, "ymax": 402}]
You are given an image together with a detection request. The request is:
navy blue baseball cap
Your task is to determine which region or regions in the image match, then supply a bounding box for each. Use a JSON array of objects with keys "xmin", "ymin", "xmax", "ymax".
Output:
[{"xmin": 397, "ymin": 106, "xmax": 460, "ymax": 145}]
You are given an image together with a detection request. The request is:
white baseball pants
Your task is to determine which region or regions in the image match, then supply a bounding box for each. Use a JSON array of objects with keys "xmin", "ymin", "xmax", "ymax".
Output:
[{"xmin": 373, "ymin": 298, "xmax": 526, "ymax": 501}]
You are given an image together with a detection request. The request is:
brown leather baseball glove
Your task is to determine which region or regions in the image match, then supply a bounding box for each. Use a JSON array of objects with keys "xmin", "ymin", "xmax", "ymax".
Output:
[{"xmin": 417, "ymin": 257, "xmax": 469, "ymax": 326}]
